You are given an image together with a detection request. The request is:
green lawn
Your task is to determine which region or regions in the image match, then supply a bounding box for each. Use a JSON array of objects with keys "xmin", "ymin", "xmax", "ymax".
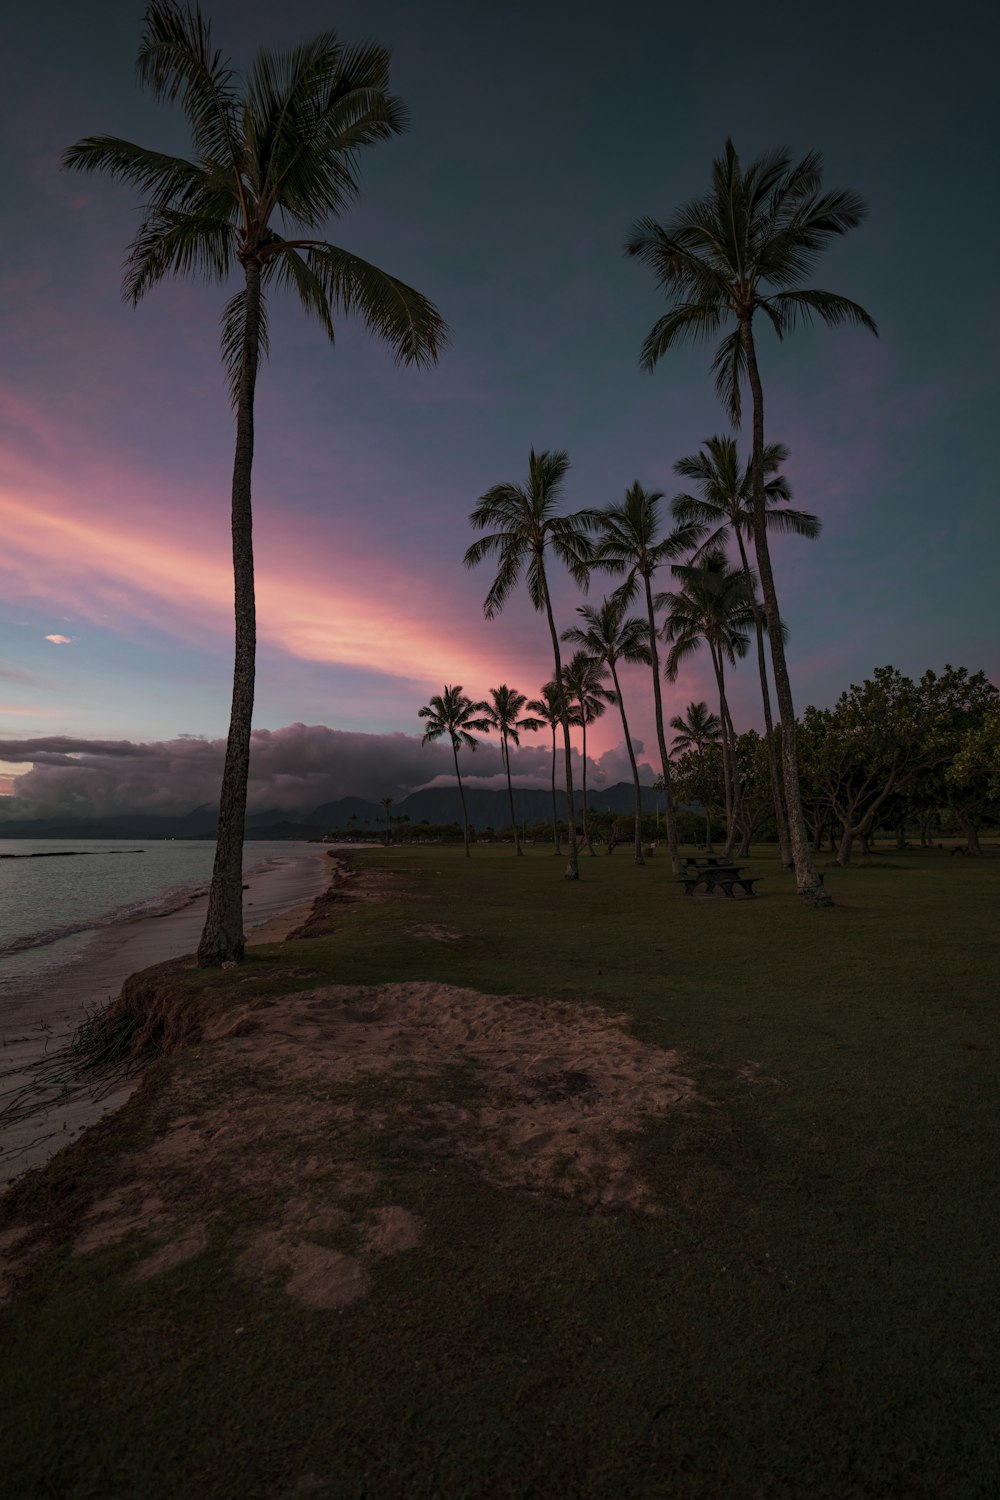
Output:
[{"xmin": 2, "ymin": 844, "xmax": 998, "ymax": 1499}]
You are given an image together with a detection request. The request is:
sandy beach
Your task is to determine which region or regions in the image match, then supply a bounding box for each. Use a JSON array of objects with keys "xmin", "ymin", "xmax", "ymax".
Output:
[{"xmin": 0, "ymin": 845, "xmax": 336, "ymax": 1191}]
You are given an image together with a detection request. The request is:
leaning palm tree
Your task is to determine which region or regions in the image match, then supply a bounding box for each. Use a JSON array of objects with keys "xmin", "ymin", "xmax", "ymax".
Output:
[
  {"xmin": 562, "ymin": 598, "xmax": 652, "ymax": 867},
  {"xmin": 672, "ymin": 435, "xmax": 821, "ymax": 867},
  {"xmin": 626, "ymin": 139, "xmax": 876, "ymax": 904},
  {"xmin": 477, "ymin": 685, "xmax": 543, "ymax": 855},
  {"xmin": 418, "ymin": 686, "xmax": 491, "ymax": 858},
  {"xmin": 64, "ymin": 3, "xmax": 446, "ymax": 964},
  {"xmin": 589, "ymin": 482, "xmax": 705, "ymax": 874},
  {"xmin": 561, "ymin": 650, "xmax": 613, "ymax": 856},
  {"xmin": 660, "ymin": 556, "xmax": 757, "ymax": 859},
  {"xmin": 465, "ymin": 449, "xmax": 594, "ymax": 879},
  {"xmin": 526, "ymin": 681, "xmax": 579, "ymax": 855}
]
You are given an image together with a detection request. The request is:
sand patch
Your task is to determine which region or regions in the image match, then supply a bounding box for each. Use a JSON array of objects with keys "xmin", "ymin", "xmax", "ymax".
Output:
[{"xmin": 2, "ymin": 981, "xmax": 694, "ymax": 1308}]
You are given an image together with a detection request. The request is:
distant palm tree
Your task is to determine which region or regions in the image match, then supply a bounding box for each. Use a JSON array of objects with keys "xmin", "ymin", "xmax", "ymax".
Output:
[
  {"xmin": 477, "ymin": 685, "xmax": 543, "ymax": 855},
  {"xmin": 563, "ymin": 598, "xmax": 652, "ymax": 866},
  {"xmin": 669, "ymin": 701, "xmax": 723, "ymax": 756},
  {"xmin": 627, "ymin": 139, "xmax": 876, "ymax": 903},
  {"xmin": 672, "ymin": 435, "xmax": 820, "ymax": 866},
  {"xmin": 590, "ymin": 482, "xmax": 704, "ymax": 874},
  {"xmin": 65, "ymin": 2, "xmax": 446, "ymax": 962},
  {"xmin": 561, "ymin": 649, "xmax": 613, "ymax": 855},
  {"xmin": 465, "ymin": 449, "xmax": 594, "ymax": 880},
  {"xmin": 660, "ymin": 556, "xmax": 755, "ymax": 858},
  {"xmin": 379, "ymin": 796, "xmax": 394, "ymax": 844},
  {"xmin": 526, "ymin": 681, "xmax": 580, "ymax": 855},
  {"xmin": 670, "ymin": 701, "xmax": 722, "ymax": 849},
  {"xmin": 418, "ymin": 686, "xmax": 491, "ymax": 857}
]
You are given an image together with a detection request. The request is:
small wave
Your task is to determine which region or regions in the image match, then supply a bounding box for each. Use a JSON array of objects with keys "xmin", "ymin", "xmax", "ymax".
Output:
[{"xmin": 0, "ymin": 879, "xmax": 210, "ymax": 958}]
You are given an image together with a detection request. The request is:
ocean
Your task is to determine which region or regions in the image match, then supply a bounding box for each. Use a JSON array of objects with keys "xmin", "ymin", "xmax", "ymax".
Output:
[{"xmin": 0, "ymin": 839, "xmax": 326, "ymax": 1002}]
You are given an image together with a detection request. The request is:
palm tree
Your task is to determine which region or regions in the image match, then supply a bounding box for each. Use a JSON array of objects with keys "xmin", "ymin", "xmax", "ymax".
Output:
[
  {"xmin": 626, "ymin": 139, "xmax": 876, "ymax": 904},
  {"xmin": 670, "ymin": 701, "xmax": 722, "ymax": 849},
  {"xmin": 561, "ymin": 650, "xmax": 613, "ymax": 855},
  {"xmin": 672, "ymin": 436, "xmax": 820, "ymax": 866},
  {"xmin": 660, "ymin": 556, "xmax": 755, "ymax": 859},
  {"xmin": 669, "ymin": 701, "xmax": 723, "ymax": 756},
  {"xmin": 562, "ymin": 598, "xmax": 652, "ymax": 866},
  {"xmin": 477, "ymin": 685, "xmax": 543, "ymax": 855},
  {"xmin": 465, "ymin": 449, "xmax": 594, "ymax": 880},
  {"xmin": 418, "ymin": 686, "xmax": 491, "ymax": 857},
  {"xmin": 64, "ymin": 4, "xmax": 445, "ymax": 964},
  {"xmin": 590, "ymin": 482, "xmax": 705, "ymax": 874},
  {"xmin": 379, "ymin": 796, "xmax": 394, "ymax": 844},
  {"xmin": 526, "ymin": 681, "xmax": 579, "ymax": 855}
]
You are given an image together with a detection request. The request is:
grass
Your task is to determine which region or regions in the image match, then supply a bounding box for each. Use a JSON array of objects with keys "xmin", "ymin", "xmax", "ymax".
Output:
[{"xmin": 2, "ymin": 843, "xmax": 998, "ymax": 1499}]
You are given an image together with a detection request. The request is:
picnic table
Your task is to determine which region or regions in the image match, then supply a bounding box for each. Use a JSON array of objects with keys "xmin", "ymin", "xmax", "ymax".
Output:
[{"xmin": 676, "ymin": 859, "xmax": 761, "ymax": 899}]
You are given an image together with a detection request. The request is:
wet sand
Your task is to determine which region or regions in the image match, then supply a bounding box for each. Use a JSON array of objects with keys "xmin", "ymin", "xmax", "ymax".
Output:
[{"xmin": 0, "ymin": 846, "xmax": 336, "ymax": 1191}]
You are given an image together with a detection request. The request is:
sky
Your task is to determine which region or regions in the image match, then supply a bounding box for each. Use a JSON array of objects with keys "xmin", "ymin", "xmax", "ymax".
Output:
[{"xmin": 1, "ymin": 0, "xmax": 997, "ymax": 818}]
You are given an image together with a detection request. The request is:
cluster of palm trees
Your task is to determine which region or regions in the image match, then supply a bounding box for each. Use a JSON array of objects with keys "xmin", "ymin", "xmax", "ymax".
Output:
[
  {"xmin": 68, "ymin": 0, "xmax": 875, "ymax": 959},
  {"xmin": 461, "ymin": 142, "xmax": 876, "ymax": 903}
]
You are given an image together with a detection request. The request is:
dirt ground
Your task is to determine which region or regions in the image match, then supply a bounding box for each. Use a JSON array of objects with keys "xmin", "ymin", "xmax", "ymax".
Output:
[{"xmin": 0, "ymin": 977, "xmax": 694, "ymax": 1308}]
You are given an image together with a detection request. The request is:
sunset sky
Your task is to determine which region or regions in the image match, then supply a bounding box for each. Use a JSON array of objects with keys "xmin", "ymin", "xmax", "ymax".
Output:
[{"xmin": 1, "ymin": 0, "xmax": 997, "ymax": 816}]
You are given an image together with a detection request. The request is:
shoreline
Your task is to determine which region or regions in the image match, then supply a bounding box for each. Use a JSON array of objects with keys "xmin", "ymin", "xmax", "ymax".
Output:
[{"xmin": 0, "ymin": 845, "xmax": 343, "ymax": 1191}]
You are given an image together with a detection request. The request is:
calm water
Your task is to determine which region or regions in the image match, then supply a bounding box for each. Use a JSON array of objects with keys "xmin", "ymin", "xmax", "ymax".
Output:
[{"xmin": 0, "ymin": 840, "xmax": 313, "ymax": 997}]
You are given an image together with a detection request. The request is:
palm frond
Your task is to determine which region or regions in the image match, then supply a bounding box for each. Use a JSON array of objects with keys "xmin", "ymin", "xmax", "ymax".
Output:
[
  {"xmin": 219, "ymin": 287, "xmax": 271, "ymax": 407},
  {"xmin": 303, "ymin": 243, "xmax": 446, "ymax": 366},
  {"xmin": 136, "ymin": 0, "xmax": 243, "ymax": 175},
  {"xmin": 122, "ymin": 206, "xmax": 235, "ymax": 303},
  {"xmin": 764, "ymin": 288, "xmax": 878, "ymax": 336},
  {"xmin": 62, "ymin": 136, "xmax": 208, "ymax": 207}
]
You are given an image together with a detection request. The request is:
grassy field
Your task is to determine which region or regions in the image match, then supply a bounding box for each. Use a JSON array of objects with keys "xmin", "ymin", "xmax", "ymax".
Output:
[{"xmin": 2, "ymin": 843, "xmax": 998, "ymax": 1499}]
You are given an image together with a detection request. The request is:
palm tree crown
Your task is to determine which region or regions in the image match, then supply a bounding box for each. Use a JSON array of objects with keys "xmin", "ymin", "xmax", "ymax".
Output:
[
  {"xmin": 670, "ymin": 702, "xmax": 723, "ymax": 756},
  {"xmin": 671, "ymin": 437, "xmax": 820, "ymax": 560},
  {"xmin": 625, "ymin": 138, "xmax": 877, "ymax": 424}
]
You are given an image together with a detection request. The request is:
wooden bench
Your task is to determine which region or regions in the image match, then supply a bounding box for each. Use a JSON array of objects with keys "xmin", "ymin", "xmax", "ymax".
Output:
[{"xmin": 711, "ymin": 875, "xmax": 761, "ymax": 898}]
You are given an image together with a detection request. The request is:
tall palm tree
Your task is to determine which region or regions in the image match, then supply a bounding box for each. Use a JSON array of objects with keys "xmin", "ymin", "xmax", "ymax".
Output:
[
  {"xmin": 626, "ymin": 139, "xmax": 876, "ymax": 904},
  {"xmin": 589, "ymin": 482, "xmax": 704, "ymax": 874},
  {"xmin": 563, "ymin": 598, "xmax": 652, "ymax": 866},
  {"xmin": 64, "ymin": 3, "xmax": 445, "ymax": 964},
  {"xmin": 526, "ymin": 681, "xmax": 579, "ymax": 855},
  {"xmin": 465, "ymin": 449, "xmax": 594, "ymax": 880},
  {"xmin": 418, "ymin": 686, "xmax": 491, "ymax": 857},
  {"xmin": 561, "ymin": 649, "xmax": 613, "ymax": 856},
  {"xmin": 669, "ymin": 701, "xmax": 723, "ymax": 756},
  {"xmin": 477, "ymin": 685, "xmax": 543, "ymax": 855},
  {"xmin": 672, "ymin": 435, "xmax": 820, "ymax": 866},
  {"xmin": 660, "ymin": 556, "xmax": 755, "ymax": 859}
]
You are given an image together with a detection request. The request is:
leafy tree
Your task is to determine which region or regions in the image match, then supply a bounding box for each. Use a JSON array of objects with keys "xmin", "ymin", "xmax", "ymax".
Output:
[
  {"xmin": 418, "ymin": 686, "xmax": 491, "ymax": 858},
  {"xmin": 660, "ymin": 555, "xmax": 755, "ymax": 858},
  {"xmin": 627, "ymin": 139, "xmax": 876, "ymax": 904},
  {"xmin": 526, "ymin": 681, "xmax": 581, "ymax": 855},
  {"xmin": 465, "ymin": 449, "xmax": 595, "ymax": 879},
  {"xmin": 563, "ymin": 597, "xmax": 652, "ymax": 866},
  {"xmin": 561, "ymin": 649, "xmax": 613, "ymax": 856},
  {"xmin": 65, "ymin": 2, "xmax": 445, "ymax": 963},
  {"xmin": 589, "ymin": 483, "xmax": 704, "ymax": 871},
  {"xmin": 672, "ymin": 435, "xmax": 820, "ymax": 866},
  {"xmin": 477, "ymin": 685, "xmax": 543, "ymax": 855}
]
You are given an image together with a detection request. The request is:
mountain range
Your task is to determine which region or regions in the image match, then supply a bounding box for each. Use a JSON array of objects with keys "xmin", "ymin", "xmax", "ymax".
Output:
[{"xmin": 0, "ymin": 782, "xmax": 665, "ymax": 839}]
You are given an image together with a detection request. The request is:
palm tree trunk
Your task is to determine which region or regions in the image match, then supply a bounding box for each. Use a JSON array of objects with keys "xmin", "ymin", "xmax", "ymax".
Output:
[
  {"xmin": 549, "ymin": 727, "xmax": 560, "ymax": 853},
  {"xmin": 502, "ymin": 733, "xmax": 522, "ymax": 855},
  {"xmin": 198, "ymin": 258, "xmax": 262, "ymax": 966},
  {"xmin": 540, "ymin": 572, "xmax": 578, "ymax": 879},
  {"xmin": 579, "ymin": 709, "xmax": 595, "ymax": 855},
  {"xmin": 734, "ymin": 529, "xmax": 792, "ymax": 867},
  {"xmin": 740, "ymin": 317, "xmax": 831, "ymax": 905},
  {"xmin": 710, "ymin": 646, "xmax": 736, "ymax": 860},
  {"xmin": 644, "ymin": 576, "xmax": 682, "ymax": 874},
  {"xmin": 608, "ymin": 659, "xmax": 645, "ymax": 866},
  {"xmin": 453, "ymin": 738, "xmax": 471, "ymax": 857}
]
